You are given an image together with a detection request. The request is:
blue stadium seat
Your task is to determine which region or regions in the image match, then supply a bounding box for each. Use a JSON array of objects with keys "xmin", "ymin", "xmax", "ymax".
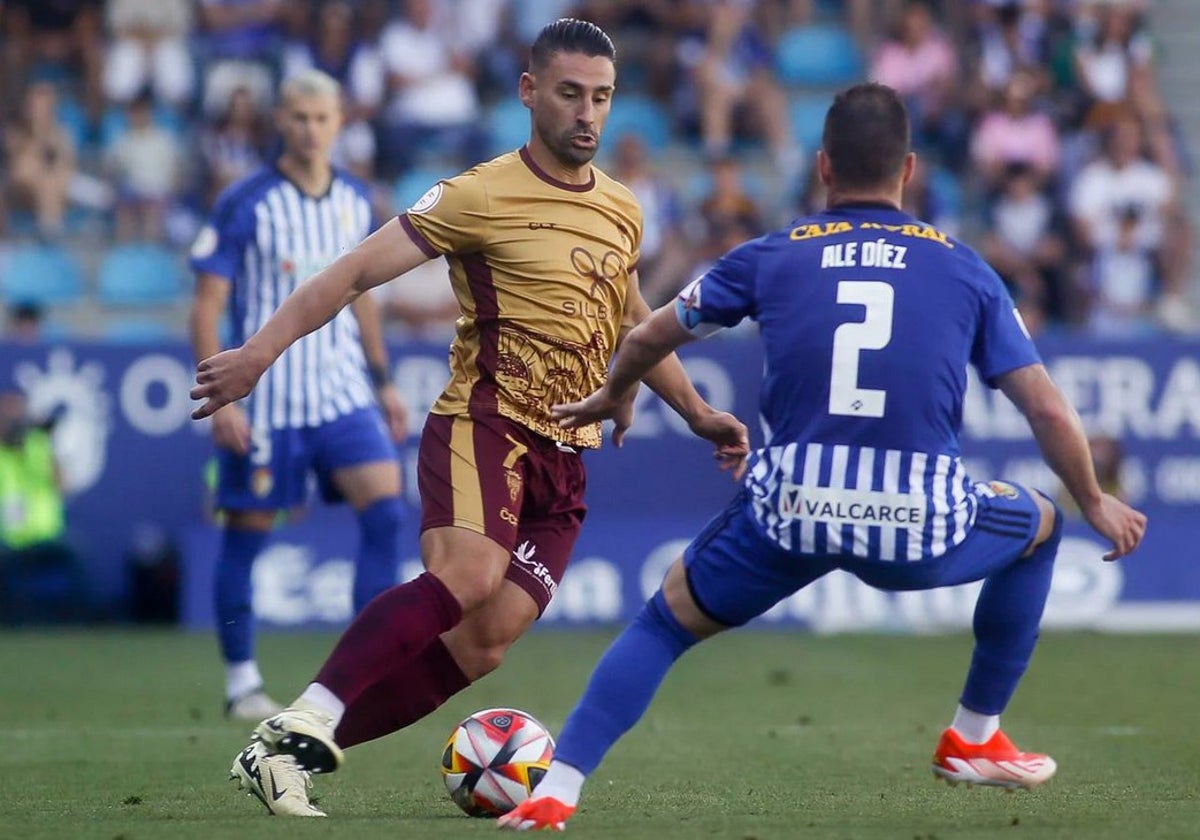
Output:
[
  {"xmin": 486, "ymin": 97, "xmax": 531, "ymax": 158},
  {"xmin": 604, "ymin": 95, "xmax": 671, "ymax": 149},
  {"xmin": 393, "ymin": 164, "xmax": 456, "ymax": 212},
  {"xmin": 0, "ymin": 245, "xmax": 84, "ymax": 305},
  {"xmin": 776, "ymin": 25, "xmax": 863, "ymax": 87},
  {"xmin": 102, "ymin": 317, "xmax": 176, "ymax": 344},
  {"xmin": 96, "ymin": 244, "xmax": 185, "ymax": 306},
  {"xmin": 788, "ymin": 93, "xmax": 832, "ymax": 154},
  {"xmin": 55, "ymin": 95, "xmax": 91, "ymax": 151}
]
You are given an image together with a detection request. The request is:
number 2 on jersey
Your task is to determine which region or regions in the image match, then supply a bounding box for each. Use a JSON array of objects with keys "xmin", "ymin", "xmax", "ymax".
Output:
[{"xmin": 829, "ymin": 280, "xmax": 894, "ymax": 418}]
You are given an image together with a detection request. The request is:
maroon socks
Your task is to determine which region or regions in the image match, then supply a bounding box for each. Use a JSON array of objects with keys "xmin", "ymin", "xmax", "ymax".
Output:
[
  {"xmin": 335, "ymin": 637, "xmax": 471, "ymax": 748},
  {"xmin": 315, "ymin": 572, "xmax": 462, "ymax": 706}
]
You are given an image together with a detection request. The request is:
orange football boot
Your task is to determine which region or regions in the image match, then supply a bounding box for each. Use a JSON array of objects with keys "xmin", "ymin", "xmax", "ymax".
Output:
[
  {"xmin": 496, "ymin": 796, "xmax": 576, "ymax": 831},
  {"xmin": 932, "ymin": 728, "xmax": 1057, "ymax": 790}
]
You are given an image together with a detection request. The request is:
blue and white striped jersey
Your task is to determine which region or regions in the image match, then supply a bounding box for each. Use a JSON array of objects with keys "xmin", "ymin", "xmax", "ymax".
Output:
[
  {"xmin": 191, "ymin": 166, "xmax": 377, "ymax": 430},
  {"xmin": 676, "ymin": 203, "xmax": 1041, "ymax": 561}
]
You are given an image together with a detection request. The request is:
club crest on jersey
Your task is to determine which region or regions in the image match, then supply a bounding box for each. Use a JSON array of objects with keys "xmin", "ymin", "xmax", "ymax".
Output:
[
  {"xmin": 986, "ymin": 481, "xmax": 1021, "ymax": 500},
  {"xmin": 278, "ymin": 254, "xmax": 332, "ymax": 281},
  {"xmin": 191, "ymin": 225, "xmax": 219, "ymax": 259},
  {"xmin": 409, "ymin": 182, "xmax": 443, "ymax": 214}
]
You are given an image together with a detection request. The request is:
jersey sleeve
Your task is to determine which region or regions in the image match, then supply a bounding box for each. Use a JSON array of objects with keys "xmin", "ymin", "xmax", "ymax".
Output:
[
  {"xmin": 189, "ymin": 189, "xmax": 250, "ymax": 281},
  {"xmin": 970, "ymin": 263, "xmax": 1042, "ymax": 386},
  {"xmin": 399, "ymin": 171, "xmax": 489, "ymax": 257},
  {"xmin": 674, "ymin": 238, "xmax": 760, "ymax": 337}
]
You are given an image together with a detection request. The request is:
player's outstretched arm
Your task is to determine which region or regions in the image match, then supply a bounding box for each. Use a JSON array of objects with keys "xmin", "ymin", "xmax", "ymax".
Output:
[
  {"xmin": 620, "ymin": 281, "xmax": 749, "ymax": 470},
  {"xmin": 998, "ymin": 364, "xmax": 1147, "ymax": 560},
  {"xmin": 553, "ymin": 301, "xmax": 748, "ymax": 475},
  {"xmin": 191, "ymin": 218, "xmax": 430, "ymax": 420}
]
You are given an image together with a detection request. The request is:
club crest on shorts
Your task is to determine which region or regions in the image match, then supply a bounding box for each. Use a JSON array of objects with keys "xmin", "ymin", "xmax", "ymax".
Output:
[
  {"xmin": 505, "ymin": 469, "xmax": 522, "ymax": 504},
  {"xmin": 252, "ymin": 466, "xmax": 274, "ymax": 498},
  {"xmin": 987, "ymin": 480, "xmax": 1020, "ymax": 500}
]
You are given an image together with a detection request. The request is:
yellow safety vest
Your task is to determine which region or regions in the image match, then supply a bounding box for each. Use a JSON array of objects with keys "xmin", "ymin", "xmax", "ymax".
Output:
[{"xmin": 0, "ymin": 430, "xmax": 65, "ymax": 549}]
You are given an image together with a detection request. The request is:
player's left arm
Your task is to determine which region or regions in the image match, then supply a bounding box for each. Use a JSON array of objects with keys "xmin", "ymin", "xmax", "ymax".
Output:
[{"xmin": 350, "ymin": 292, "xmax": 408, "ymax": 442}]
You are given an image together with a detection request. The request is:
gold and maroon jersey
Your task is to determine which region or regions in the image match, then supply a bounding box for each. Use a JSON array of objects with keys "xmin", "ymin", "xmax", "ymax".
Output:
[{"xmin": 400, "ymin": 147, "xmax": 643, "ymax": 449}]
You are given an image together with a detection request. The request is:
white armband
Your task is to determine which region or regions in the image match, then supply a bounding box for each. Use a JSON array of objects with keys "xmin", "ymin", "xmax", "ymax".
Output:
[{"xmin": 675, "ymin": 277, "xmax": 726, "ymax": 338}]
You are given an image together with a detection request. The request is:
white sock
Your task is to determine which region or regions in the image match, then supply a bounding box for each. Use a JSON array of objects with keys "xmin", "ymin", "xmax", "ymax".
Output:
[
  {"xmin": 533, "ymin": 760, "xmax": 586, "ymax": 808},
  {"xmin": 225, "ymin": 660, "xmax": 264, "ymax": 701},
  {"xmin": 951, "ymin": 704, "xmax": 1000, "ymax": 744},
  {"xmin": 298, "ymin": 682, "xmax": 346, "ymax": 728}
]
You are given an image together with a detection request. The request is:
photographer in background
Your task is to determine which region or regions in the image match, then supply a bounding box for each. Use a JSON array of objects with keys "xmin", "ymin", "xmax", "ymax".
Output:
[{"xmin": 0, "ymin": 389, "xmax": 87, "ymax": 623}]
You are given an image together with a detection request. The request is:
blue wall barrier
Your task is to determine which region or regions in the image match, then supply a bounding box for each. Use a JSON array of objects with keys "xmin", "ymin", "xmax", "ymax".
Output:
[{"xmin": 2, "ymin": 337, "xmax": 1198, "ymax": 630}]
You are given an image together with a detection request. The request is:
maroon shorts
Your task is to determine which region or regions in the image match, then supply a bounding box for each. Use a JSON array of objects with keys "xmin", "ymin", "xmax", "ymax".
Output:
[{"xmin": 417, "ymin": 412, "xmax": 587, "ymax": 615}]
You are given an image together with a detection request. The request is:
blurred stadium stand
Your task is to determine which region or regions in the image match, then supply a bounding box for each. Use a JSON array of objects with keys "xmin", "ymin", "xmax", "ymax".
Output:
[{"xmin": 0, "ymin": 0, "xmax": 1192, "ymax": 341}]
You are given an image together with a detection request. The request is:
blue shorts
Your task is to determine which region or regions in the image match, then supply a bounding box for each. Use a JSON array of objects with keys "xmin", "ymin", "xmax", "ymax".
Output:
[
  {"xmin": 215, "ymin": 407, "xmax": 397, "ymax": 511},
  {"xmin": 683, "ymin": 483, "xmax": 1043, "ymax": 627}
]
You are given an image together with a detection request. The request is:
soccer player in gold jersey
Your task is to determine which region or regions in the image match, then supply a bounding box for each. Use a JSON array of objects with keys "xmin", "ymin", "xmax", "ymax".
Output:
[{"xmin": 192, "ymin": 19, "xmax": 749, "ymax": 816}]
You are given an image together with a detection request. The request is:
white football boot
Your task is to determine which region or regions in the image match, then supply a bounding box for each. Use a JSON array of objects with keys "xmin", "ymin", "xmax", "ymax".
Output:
[
  {"xmin": 253, "ymin": 699, "xmax": 345, "ymax": 774},
  {"xmin": 230, "ymin": 742, "xmax": 326, "ymax": 817}
]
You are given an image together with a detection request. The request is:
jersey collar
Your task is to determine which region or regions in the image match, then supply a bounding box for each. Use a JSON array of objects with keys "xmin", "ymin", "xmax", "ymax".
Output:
[
  {"xmin": 274, "ymin": 161, "xmax": 336, "ymax": 200},
  {"xmin": 519, "ymin": 146, "xmax": 596, "ymax": 193},
  {"xmin": 827, "ymin": 199, "xmax": 904, "ymax": 212}
]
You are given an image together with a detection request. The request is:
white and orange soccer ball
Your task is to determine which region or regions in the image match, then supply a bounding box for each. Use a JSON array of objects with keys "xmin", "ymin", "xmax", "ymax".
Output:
[{"xmin": 440, "ymin": 707, "xmax": 555, "ymax": 817}]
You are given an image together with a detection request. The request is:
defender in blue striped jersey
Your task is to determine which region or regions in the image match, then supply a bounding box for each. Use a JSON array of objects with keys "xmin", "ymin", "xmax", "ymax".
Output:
[
  {"xmin": 189, "ymin": 70, "xmax": 408, "ymax": 736},
  {"xmin": 501, "ymin": 84, "xmax": 1147, "ymax": 831}
]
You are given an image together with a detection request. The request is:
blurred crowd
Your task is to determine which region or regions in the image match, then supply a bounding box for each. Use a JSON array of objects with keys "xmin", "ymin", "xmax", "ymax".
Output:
[{"xmin": 0, "ymin": 0, "xmax": 1194, "ymax": 339}]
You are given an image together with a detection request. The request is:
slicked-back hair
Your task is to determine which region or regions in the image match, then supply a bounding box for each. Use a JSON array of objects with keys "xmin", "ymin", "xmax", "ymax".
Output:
[
  {"xmin": 822, "ymin": 83, "xmax": 910, "ymax": 190},
  {"xmin": 529, "ymin": 18, "xmax": 616, "ymax": 71}
]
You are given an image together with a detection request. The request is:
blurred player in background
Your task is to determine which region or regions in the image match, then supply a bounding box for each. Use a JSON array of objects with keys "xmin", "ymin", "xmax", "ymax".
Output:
[
  {"xmin": 500, "ymin": 83, "xmax": 1148, "ymax": 831},
  {"xmin": 189, "ymin": 69, "xmax": 408, "ymax": 724},
  {"xmin": 190, "ymin": 19, "xmax": 747, "ymax": 817}
]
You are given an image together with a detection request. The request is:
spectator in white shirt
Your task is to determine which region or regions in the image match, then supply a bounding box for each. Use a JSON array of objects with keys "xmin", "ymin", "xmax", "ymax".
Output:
[
  {"xmin": 1070, "ymin": 115, "xmax": 1172, "ymax": 256},
  {"xmin": 103, "ymin": 0, "xmax": 194, "ymax": 108},
  {"xmin": 105, "ymin": 90, "xmax": 184, "ymax": 241},
  {"xmin": 376, "ymin": 0, "xmax": 486, "ymax": 175}
]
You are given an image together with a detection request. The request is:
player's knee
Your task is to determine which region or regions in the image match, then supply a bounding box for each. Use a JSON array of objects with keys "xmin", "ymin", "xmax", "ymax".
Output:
[
  {"xmin": 1025, "ymin": 492, "xmax": 1063, "ymax": 556},
  {"xmin": 358, "ymin": 496, "xmax": 403, "ymax": 540},
  {"xmin": 433, "ymin": 561, "xmax": 507, "ymax": 613},
  {"xmin": 423, "ymin": 529, "xmax": 510, "ymax": 611},
  {"xmin": 660, "ymin": 556, "xmax": 726, "ymax": 640}
]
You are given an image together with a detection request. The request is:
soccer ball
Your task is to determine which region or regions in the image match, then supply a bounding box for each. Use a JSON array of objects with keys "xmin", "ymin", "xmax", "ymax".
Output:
[{"xmin": 440, "ymin": 707, "xmax": 555, "ymax": 817}]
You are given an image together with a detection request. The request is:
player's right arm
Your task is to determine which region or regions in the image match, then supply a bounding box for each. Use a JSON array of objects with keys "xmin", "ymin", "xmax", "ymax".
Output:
[
  {"xmin": 997, "ymin": 365, "xmax": 1146, "ymax": 560},
  {"xmin": 189, "ymin": 271, "xmax": 251, "ymax": 454},
  {"xmin": 191, "ymin": 219, "xmax": 431, "ymax": 419}
]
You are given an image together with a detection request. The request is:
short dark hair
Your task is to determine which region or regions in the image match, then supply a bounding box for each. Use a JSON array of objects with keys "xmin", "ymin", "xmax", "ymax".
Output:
[
  {"xmin": 529, "ymin": 18, "xmax": 616, "ymax": 71},
  {"xmin": 822, "ymin": 83, "xmax": 910, "ymax": 190}
]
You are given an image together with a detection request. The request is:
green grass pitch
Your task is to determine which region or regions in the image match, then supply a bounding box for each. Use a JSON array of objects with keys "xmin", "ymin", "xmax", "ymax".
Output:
[{"xmin": 0, "ymin": 629, "xmax": 1197, "ymax": 839}]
